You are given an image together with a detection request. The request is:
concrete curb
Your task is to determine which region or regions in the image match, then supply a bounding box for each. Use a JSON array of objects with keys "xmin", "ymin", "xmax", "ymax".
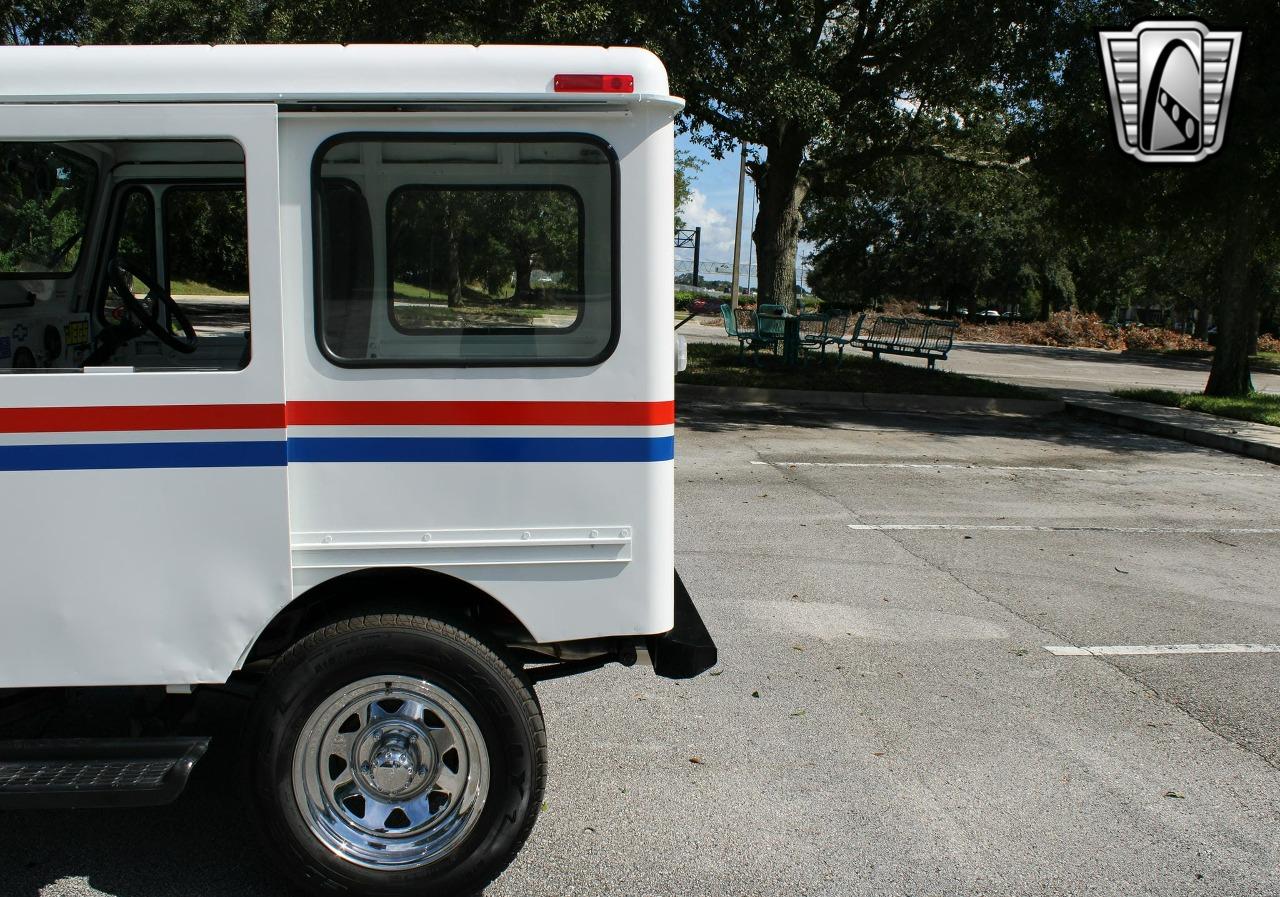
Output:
[
  {"xmin": 1062, "ymin": 397, "xmax": 1280, "ymax": 465},
  {"xmin": 675, "ymin": 383, "xmax": 1064, "ymax": 416}
]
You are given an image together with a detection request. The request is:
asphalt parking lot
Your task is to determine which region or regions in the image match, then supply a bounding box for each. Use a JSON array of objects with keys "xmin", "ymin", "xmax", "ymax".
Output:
[{"xmin": 6, "ymin": 402, "xmax": 1278, "ymax": 896}]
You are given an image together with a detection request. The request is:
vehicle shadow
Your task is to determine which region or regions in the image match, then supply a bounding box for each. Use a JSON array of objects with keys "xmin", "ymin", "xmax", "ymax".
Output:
[
  {"xmin": 1, "ymin": 743, "xmax": 512, "ymax": 897},
  {"xmin": 0, "ymin": 763, "xmax": 287, "ymax": 897},
  {"xmin": 676, "ymin": 398, "xmax": 1212, "ymax": 462}
]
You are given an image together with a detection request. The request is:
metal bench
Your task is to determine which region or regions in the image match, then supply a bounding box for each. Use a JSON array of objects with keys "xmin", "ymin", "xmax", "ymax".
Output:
[
  {"xmin": 720, "ymin": 303, "xmax": 786, "ymax": 363},
  {"xmin": 849, "ymin": 314, "xmax": 957, "ymax": 369},
  {"xmin": 719, "ymin": 302, "xmax": 759, "ymax": 360}
]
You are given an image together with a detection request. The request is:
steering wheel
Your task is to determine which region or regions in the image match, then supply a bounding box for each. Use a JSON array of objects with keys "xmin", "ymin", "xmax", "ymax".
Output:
[{"xmin": 106, "ymin": 256, "xmax": 198, "ymax": 354}]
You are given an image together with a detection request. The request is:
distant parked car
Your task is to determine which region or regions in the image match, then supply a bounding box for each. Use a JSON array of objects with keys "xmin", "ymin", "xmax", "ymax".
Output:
[
  {"xmin": 688, "ymin": 295, "xmax": 721, "ymax": 315},
  {"xmin": 977, "ymin": 309, "xmax": 1002, "ymax": 319}
]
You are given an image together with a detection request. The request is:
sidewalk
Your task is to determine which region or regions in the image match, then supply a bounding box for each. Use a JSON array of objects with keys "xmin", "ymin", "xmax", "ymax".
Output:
[{"xmin": 1060, "ymin": 390, "xmax": 1280, "ymax": 465}]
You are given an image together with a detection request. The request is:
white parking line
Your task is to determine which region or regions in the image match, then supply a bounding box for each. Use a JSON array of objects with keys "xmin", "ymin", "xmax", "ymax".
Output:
[
  {"xmin": 1045, "ymin": 644, "xmax": 1280, "ymax": 657},
  {"xmin": 752, "ymin": 461, "xmax": 1275, "ymax": 478},
  {"xmin": 846, "ymin": 524, "xmax": 1280, "ymax": 534}
]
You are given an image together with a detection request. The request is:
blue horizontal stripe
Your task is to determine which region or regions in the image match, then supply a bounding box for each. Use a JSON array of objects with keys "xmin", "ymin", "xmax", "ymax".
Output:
[
  {"xmin": 0, "ymin": 440, "xmax": 287, "ymax": 471},
  {"xmin": 287, "ymin": 436, "xmax": 676, "ymax": 463},
  {"xmin": 0, "ymin": 436, "xmax": 674, "ymax": 470}
]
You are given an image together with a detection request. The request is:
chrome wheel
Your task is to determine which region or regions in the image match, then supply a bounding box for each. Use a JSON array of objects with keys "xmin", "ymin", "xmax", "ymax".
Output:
[{"xmin": 291, "ymin": 675, "xmax": 490, "ymax": 870}]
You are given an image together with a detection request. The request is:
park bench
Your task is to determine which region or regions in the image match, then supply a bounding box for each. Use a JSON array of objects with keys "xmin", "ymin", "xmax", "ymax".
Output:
[
  {"xmin": 720, "ymin": 303, "xmax": 788, "ymax": 363},
  {"xmin": 843, "ymin": 314, "xmax": 958, "ymax": 369}
]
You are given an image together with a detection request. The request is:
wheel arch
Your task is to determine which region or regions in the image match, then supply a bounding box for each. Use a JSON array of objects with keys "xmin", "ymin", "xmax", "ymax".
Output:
[{"xmin": 239, "ymin": 567, "xmax": 538, "ymax": 669}]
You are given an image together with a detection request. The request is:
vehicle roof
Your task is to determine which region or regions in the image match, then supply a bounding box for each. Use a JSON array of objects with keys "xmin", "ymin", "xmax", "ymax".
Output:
[{"xmin": 0, "ymin": 44, "xmax": 674, "ymax": 106}]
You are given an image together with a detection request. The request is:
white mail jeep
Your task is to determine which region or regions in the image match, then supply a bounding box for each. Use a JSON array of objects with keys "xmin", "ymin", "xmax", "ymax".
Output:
[{"xmin": 0, "ymin": 44, "xmax": 715, "ymax": 896}]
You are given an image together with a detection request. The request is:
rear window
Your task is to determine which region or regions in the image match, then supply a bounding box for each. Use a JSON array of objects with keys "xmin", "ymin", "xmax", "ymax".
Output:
[
  {"xmin": 0, "ymin": 143, "xmax": 97, "ymax": 277},
  {"xmin": 313, "ymin": 135, "xmax": 617, "ymax": 367}
]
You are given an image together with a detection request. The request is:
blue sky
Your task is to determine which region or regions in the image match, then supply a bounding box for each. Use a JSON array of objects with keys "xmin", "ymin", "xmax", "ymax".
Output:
[{"xmin": 675, "ymin": 133, "xmax": 815, "ymax": 288}]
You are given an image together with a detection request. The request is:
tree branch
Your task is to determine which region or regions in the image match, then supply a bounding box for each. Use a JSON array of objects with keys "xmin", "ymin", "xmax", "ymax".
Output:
[
  {"xmin": 682, "ymin": 99, "xmax": 745, "ymax": 143},
  {"xmin": 922, "ymin": 144, "xmax": 1032, "ymax": 174}
]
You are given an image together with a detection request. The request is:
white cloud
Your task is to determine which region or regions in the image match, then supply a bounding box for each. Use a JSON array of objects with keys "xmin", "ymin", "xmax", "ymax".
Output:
[
  {"xmin": 678, "ymin": 187, "xmax": 812, "ymax": 285},
  {"xmin": 680, "ymin": 188, "xmax": 734, "ymax": 250},
  {"xmin": 678, "ymin": 187, "xmax": 746, "ymax": 282}
]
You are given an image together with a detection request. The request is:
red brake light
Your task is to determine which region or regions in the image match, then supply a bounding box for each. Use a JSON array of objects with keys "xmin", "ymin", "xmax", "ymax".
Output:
[{"xmin": 554, "ymin": 74, "xmax": 635, "ymax": 94}]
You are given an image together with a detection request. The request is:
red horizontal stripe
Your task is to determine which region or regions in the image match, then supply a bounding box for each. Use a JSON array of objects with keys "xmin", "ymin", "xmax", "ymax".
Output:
[
  {"xmin": 0, "ymin": 404, "xmax": 285, "ymax": 434},
  {"xmin": 286, "ymin": 401, "xmax": 675, "ymax": 427}
]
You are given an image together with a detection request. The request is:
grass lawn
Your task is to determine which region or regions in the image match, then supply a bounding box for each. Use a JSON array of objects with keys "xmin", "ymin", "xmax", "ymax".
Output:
[
  {"xmin": 392, "ymin": 280, "xmax": 450, "ymax": 302},
  {"xmin": 392, "ymin": 281, "xmax": 518, "ymax": 303},
  {"xmin": 1113, "ymin": 388, "xmax": 1280, "ymax": 428},
  {"xmin": 677, "ymin": 342, "xmax": 1035, "ymax": 398},
  {"xmin": 391, "ymin": 282, "xmax": 576, "ymax": 327},
  {"xmin": 169, "ymin": 279, "xmax": 245, "ymax": 297}
]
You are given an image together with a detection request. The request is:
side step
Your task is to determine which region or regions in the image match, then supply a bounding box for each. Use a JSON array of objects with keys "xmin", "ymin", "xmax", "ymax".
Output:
[{"xmin": 0, "ymin": 736, "xmax": 209, "ymax": 809}]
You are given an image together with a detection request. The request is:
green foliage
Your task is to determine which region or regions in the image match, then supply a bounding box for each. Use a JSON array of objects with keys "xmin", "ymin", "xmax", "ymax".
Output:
[
  {"xmin": 1016, "ymin": 1, "xmax": 1280, "ymax": 394},
  {"xmin": 807, "ymin": 155, "xmax": 1062, "ymax": 314},
  {"xmin": 0, "ymin": 143, "xmax": 96, "ymax": 274},
  {"xmin": 648, "ymin": 1, "xmax": 1044, "ymax": 307},
  {"xmin": 674, "ymin": 150, "xmax": 703, "ymax": 230},
  {"xmin": 165, "ymin": 188, "xmax": 249, "ymax": 293},
  {"xmin": 673, "ymin": 289, "xmax": 703, "ymax": 311},
  {"xmin": 389, "ymin": 188, "xmax": 579, "ymax": 309},
  {"xmin": 3, "ymin": 0, "xmax": 256, "ymax": 44}
]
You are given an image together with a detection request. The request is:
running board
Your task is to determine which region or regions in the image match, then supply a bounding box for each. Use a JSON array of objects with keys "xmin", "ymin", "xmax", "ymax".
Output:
[{"xmin": 0, "ymin": 737, "xmax": 209, "ymax": 809}]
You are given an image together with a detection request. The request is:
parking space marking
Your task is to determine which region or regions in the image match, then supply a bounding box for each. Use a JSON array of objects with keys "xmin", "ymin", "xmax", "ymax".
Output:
[
  {"xmin": 846, "ymin": 524, "xmax": 1280, "ymax": 534},
  {"xmin": 753, "ymin": 461, "xmax": 1276, "ymax": 478},
  {"xmin": 1045, "ymin": 643, "xmax": 1280, "ymax": 657}
]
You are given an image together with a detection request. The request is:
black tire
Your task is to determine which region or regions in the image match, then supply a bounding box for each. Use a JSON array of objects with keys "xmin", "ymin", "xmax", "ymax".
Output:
[{"xmin": 243, "ymin": 614, "xmax": 546, "ymax": 897}]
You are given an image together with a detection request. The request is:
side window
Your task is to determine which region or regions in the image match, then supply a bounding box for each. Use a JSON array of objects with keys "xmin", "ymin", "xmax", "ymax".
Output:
[
  {"xmin": 0, "ymin": 143, "xmax": 96, "ymax": 276},
  {"xmin": 0, "ymin": 137, "xmax": 250, "ymax": 374},
  {"xmin": 92, "ymin": 179, "xmax": 250, "ymax": 371},
  {"xmin": 163, "ymin": 186, "xmax": 251, "ymax": 346},
  {"xmin": 314, "ymin": 136, "xmax": 617, "ymax": 366}
]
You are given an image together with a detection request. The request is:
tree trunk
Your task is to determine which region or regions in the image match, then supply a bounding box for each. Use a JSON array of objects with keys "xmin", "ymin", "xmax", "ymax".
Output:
[
  {"xmin": 446, "ymin": 228, "xmax": 463, "ymax": 308},
  {"xmin": 1205, "ymin": 192, "xmax": 1260, "ymax": 396},
  {"xmin": 514, "ymin": 255, "xmax": 533, "ymax": 301},
  {"xmin": 1193, "ymin": 302, "xmax": 1210, "ymax": 339},
  {"xmin": 751, "ymin": 127, "xmax": 809, "ymax": 313}
]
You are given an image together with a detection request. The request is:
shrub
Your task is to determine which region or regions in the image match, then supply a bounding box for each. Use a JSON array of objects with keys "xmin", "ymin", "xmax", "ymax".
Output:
[
  {"xmin": 955, "ymin": 310, "xmax": 1120, "ymax": 348},
  {"xmin": 1040, "ymin": 311, "xmax": 1121, "ymax": 348},
  {"xmin": 1257, "ymin": 333, "xmax": 1280, "ymax": 354},
  {"xmin": 952, "ymin": 310, "xmax": 1213, "ymax": 352},
  {"xmin": 1120, "ymin": 326, "xmax": 1209, "ymax": 352},
  {"xmin": 878, "ymin": 298, "xmax": 922, "ymax": 318}
]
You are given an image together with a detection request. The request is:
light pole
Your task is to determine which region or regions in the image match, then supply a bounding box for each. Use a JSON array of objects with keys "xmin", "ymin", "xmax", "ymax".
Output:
[{"xmin": 729, "ymin": 143, "xmax": 747, "ymax": 312}]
